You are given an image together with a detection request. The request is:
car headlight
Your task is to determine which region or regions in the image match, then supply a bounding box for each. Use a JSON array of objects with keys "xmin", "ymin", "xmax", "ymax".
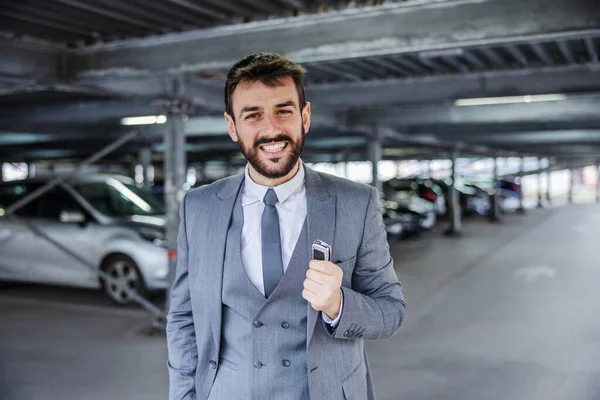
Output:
[{"xmin": 138, "ymin": 227, "xmax": 167, "ymax": 248}]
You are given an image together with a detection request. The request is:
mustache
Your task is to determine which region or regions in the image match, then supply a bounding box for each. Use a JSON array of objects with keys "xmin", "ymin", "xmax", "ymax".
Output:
[{"xmin": 254, "ymin": 134, "xmax": 292, "ymax": 147}]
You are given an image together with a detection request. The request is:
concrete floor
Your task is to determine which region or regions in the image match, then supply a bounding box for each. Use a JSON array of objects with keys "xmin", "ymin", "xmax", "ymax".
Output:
[{"xmin": 1, "ymin": 203, "xmax": 599, "ymax": 399}]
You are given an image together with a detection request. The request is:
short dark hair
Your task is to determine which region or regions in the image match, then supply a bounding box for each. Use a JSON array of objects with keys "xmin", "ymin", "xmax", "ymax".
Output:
[{"xmin": 224, "ymin": 52, "xmax": 307, "ymax": 120}]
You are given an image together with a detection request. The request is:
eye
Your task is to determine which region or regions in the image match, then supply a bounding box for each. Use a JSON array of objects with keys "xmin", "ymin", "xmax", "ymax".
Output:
[
  {"xmin": 245, "ymin": 113, "xmax": 259, "ymax": 120},
  {"xmin": 278, "ymin": 109, "xmax": 292, "ymax": 115}
]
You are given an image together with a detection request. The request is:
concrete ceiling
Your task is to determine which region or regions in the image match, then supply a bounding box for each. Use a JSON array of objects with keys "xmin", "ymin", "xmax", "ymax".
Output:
[{"xmin": 0, "ymin": 0, "xmax": 599, "ymax": 165}]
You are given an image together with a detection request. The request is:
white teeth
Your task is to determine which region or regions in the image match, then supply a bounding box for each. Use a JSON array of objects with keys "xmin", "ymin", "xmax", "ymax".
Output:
[{"xmin": 262, "ymin": 143, "xmax": 285, "ymax": 153}]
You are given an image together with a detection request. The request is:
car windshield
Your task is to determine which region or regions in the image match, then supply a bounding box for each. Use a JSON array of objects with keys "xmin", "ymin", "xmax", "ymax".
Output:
[{"xmin": 74, "ymin": 179, "xmax": 165, "ymax": 217}]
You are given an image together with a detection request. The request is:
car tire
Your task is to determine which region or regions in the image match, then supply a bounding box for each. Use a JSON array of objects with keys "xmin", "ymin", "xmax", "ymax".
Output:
[{"xmin": 100, "ymin": 254, "xmax": 147, "ymax": 305}]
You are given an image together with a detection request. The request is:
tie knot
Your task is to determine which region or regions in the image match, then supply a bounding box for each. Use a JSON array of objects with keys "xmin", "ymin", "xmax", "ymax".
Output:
[{"xmin": 263, "ymin": 188, "xmax": 279, "ymax": 206}]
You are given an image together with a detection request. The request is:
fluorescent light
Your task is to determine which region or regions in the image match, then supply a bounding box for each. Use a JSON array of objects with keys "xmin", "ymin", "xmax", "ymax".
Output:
[
  {"xmin": 455, "ymin": 94, "xmax": 568, "ymax": 107},
  {"xmin": 120, "ymin": 115, "xmax": 167, "ymax": 125}
]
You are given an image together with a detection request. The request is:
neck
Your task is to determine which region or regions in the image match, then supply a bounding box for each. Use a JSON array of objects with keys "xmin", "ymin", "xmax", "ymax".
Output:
[{"xmin": 248, "ymin": 161, "xmax": 300, "ymax": 187}]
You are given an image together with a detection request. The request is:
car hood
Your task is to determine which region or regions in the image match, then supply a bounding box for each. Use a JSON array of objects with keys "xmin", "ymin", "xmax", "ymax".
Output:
[
  {"xmin": 121, "ymin": 215, "xmax": 167, "ymax": 229},
  {"xmin": 382, "ymin": 194, "xmax": 434, "ymax": 215}
]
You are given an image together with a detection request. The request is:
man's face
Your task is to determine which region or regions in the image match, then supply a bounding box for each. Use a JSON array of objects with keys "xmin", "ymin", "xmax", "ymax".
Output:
[{"xmin": 224, "ymin": 77, "xmax": 311, "ymax": 180}]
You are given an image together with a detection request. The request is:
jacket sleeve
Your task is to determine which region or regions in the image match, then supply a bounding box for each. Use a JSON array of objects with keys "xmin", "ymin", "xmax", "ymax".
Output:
[
  {"xmin": 325, "ymin": 186, "xmax": 406, "ymax": 340},
  {"xmin": 166, "ymin": 193, "xmax": 198, "ymax": 399}
]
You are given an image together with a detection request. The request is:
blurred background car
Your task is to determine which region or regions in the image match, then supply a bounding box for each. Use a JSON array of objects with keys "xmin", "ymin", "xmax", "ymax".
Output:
[
  {"xmin": 0, "ymin": 174, "xmax": 168, "ymax": 304},
  {"xmin": 383, "ymin": 177, "xmax": 446, "ymax": 216},
  {"xmin": 380, "ymin": 180, "xmax": 438, "ymax": 238}
]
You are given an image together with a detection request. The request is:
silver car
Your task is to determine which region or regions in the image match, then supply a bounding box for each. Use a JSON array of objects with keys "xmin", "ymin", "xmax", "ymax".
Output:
[{"xmin": 0, "ymin": 174, "xmax": 169, "ymax": 304}]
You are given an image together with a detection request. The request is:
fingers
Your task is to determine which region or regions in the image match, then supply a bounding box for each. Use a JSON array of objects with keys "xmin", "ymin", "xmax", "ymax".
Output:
[
  {"xmin": 309, "ymin": 260, "xmax": 343, "ymax": 278},
  {"xmin": 303, "ymin": 277, "xmax": 323, "ymax": 294}
]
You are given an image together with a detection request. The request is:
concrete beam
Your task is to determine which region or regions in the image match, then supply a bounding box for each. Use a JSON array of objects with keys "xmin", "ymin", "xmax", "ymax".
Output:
[
  {"xmin": 308, "ymin": 65, "xmax": 600, "ymax": 110},
  {"xmin": 350, "ymin": 95, "xmax": 600, "ymax": 126},
  {"xmin": 64, "ymin": 0, "xmax": 600, "ymax": 78},
  {"xmin": 0, "ymin": 39, "xmax": 61, "ymax": 83}
]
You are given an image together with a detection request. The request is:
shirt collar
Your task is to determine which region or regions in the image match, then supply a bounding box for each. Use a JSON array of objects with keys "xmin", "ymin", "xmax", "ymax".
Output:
[{"xmin": 242, "ymin": 160, "xmax": 305, "ymax": 206}]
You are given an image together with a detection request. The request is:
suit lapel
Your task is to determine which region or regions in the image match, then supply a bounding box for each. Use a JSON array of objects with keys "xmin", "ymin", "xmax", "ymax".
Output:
[
  {"xmin": 206, "ymin": 173, "xmax": 244, "ymax": 348},
  {"xmin": 304, "ymin": 165, "xmax": 336, "ymax": 348}
]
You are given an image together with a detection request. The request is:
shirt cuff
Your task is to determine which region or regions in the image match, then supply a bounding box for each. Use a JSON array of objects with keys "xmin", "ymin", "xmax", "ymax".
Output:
[{"xmin": 322, "ymin": 290, "xmax": 343, "ymax": 327}]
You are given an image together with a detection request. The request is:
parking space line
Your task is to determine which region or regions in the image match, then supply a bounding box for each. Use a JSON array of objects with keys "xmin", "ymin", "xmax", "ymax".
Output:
[{"xmin": 0, "ymin": 295, "xmax": 150, "ymax": 318}]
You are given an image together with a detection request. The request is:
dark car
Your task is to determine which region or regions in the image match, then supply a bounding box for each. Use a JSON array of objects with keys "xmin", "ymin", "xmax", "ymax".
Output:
[
  {"xmin": 431, "ymin": 178, "xmax": 491, "ymax": 216},
  {"xmin": 382, "ymin": 178, "xmax": 446, "ymax": 216}
]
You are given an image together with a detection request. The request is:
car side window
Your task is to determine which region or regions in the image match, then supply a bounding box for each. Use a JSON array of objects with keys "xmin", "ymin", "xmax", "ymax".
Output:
[
  {"xmin": 0, "ymin": 183, "xmax": 39, "ymax": 218},
  {"xmin": 38, "ymin": 187, "xmax": 85, "ymax": 220}
]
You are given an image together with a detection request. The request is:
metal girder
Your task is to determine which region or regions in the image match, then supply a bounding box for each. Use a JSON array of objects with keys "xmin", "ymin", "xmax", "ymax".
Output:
[
  {"xmin": 161, "ymin": 0, "xmax": 228, "ymax": 20},
  {"xmin": 0, "ymin": 99, "xmax": 154, "ymax": 124},
  {"xmin": 530, "ymin": 42, "xmax": 552, "ymax": 64},
  {"xmin": 64, "ymin": 0, "xmax": 600, "ymax": 78},
  {"xmin": 0, "ymin": 39, "xmax": 61, "ymax": 82},
  {"xmin": 307, "ymin": 64, "xmax": 600, "ymax": 110},
  {"xmin": 480, "ymin": 48, "xmax": 507, "ymax": 68},
  {"xmin": 428, "ymin": 129, "xmax": 600, "ymax": 144},
  {"xmin": 349, "ymin": 95, "xmax": 600, "ymax": 127},
  {"xmin": 585, "ymin": 37, "xmax": 599, "ymax": 62},
  {"xmin": 505, "ymin": 45, "xmax": 528, "ymax": 66},
  {"xmin": 47, "ymin": 0, "xmax": 160, "ymax": 30},
  {"xmin": 557, "ymin": 40, "xmax": 575, "ymax": 64}
]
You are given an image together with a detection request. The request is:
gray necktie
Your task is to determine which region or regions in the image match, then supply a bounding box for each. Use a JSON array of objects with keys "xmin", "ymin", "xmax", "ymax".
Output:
[{"xmin": 262, "ymin": 188, "xmax": 283, "ymax": 298}]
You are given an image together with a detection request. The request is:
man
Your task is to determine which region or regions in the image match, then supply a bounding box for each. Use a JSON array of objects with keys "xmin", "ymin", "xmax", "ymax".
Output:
[{"xmin": 166, "ymin": 52, "xmax": 406, "ymax": 400}]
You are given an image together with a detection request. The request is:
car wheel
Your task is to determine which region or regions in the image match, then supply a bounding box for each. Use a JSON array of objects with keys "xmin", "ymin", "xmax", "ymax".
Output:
[{"xmin": 100, "ymin": 254, "xmax": 147, "ymax": 305}]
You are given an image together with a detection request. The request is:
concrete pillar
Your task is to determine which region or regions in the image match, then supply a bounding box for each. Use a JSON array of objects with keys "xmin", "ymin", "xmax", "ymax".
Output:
[
  {"xmin": 596, "ymin": 161, "xmax": 600, "ymax": 203},
  {"xmin": 445, "ymin": 148, "xmax": 462, "ymax": 236},
  {"xmin": 537, "ymin": 157, "xmax": 543, "ymax": 208},
  {"xmin": 517, "ymin": 157, "xmax": 526, "ymax": 214},
  {"xmin": 546, "ymin": 161, "xmax": 552, "ymax": 203},
  {"xmin": 139, "ymin": 147, "xmax": 152, "ymax": 189},
  {"xmin": 164, "ymin": 100, "xmax": 188, "ymax": 316},
  {"xmin": 568, "ymin": 164, "xmax": 574, "ymax": 204},
  {"xmin": 344, "ymin": 151, "xmax": 351, "ymax": 179},
  {"xmin": 489, "ymin": 156, "xmax": 501, "ymax": 222},
  {"xmin": 369, "ymin": 132, "xmax": 382, "ymax": 194}
]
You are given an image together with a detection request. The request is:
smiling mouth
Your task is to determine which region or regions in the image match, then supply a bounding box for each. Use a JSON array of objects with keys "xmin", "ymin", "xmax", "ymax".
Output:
[{"xmin": 260, "ymin": 142, "xmax": 287, "ymax": 154}]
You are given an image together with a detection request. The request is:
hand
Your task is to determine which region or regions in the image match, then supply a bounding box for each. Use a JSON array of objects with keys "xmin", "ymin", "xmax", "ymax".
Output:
[{"xmin": 302, "ymin": 260, "xmax": 343, "ymax": 319}]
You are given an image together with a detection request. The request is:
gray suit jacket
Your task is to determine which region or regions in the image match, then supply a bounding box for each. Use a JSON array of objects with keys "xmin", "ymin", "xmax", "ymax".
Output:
[{"xmin": 166, "ymin": 164, "xmax": 406, "ymax": 400}]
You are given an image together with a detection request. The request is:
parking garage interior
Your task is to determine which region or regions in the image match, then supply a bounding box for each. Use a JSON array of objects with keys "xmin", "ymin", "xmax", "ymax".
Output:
[{"xmin": 1, "ymin": 0, "xmax": 600, "ymax": 399}]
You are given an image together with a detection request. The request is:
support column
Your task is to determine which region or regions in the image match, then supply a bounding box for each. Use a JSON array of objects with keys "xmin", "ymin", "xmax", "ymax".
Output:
[
  {"xmin": 139, "ymin": 147, "xmax": 152, "ymax": 189},
  {"xmin": 517, "ymin": 157, "xmax": 526, "ymax": 214},
  {"xmin": 369, "ymin": 130, "xmax": 382, "ymax": 194},
  {"xmin": 343, "ymin": 151, "xmax": 351, "ymax": 179},
  {"xmin": 597, "ymin": 160, "xmax": 600, "ymax": 203},
  {"xmin": 546, "ymin": 160, "xmax": 552, "ymax": 204},
  {"xmin": 568, "ymin": 163, "xmax": 574, "ymax": 204},
  {"xmin": 489, "ymin": 156, "xmax": 501, "ymax": 222},
  {"xmin": 445, "ymin": 148, "xmax": 462, "ymax": 236},
  {"xmin": 163, "ymin": 99, "xmax": 189, "ymax": 320},
  {"xmin": 537, "ymin": 157, "xmax": 543, "ymax": 208}
]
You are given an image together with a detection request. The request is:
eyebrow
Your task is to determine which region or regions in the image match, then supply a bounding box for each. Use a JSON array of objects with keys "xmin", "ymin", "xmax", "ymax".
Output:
[{"xmin": 238, "ymin": 101, "xmax": 298, "ymax": 118}]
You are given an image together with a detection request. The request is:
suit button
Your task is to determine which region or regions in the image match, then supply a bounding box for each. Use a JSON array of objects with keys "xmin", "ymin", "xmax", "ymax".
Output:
[
  {"xmin": 253, "ymin": 320, "xmax": 263, "ymax": 328},
  {"xmin": 344, "ymin": 330, "xmax": 351, "ymax": 338},
  {"xmin": 209, "ymin": 360, "xmax": 217, "ymax": 369},
  {"xmin": 254, "ymin": 361, "xmax": 263, "ymax": 369},
  {"xmin": 281, "ymin": 321, "xmax": 290, "ymax": 329},
  {"xmin": 282, "ymin": 360, "xmax": 290, "ymax": 367}
]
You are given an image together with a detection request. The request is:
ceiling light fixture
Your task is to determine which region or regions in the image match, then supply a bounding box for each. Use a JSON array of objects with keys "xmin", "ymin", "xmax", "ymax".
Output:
[
  {"xmin": 455, "ymin": 94, "xmax": 568, "ymax": 107},
  {"xmin": 120, "ymin": 115, "xmax": 167, "ymax": 125}
]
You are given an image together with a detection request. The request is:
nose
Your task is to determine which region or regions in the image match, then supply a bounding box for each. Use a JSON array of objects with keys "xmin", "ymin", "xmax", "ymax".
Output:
[{"xmin": 263, "ymin": 113, "xmax": 281, "ymax": 135}]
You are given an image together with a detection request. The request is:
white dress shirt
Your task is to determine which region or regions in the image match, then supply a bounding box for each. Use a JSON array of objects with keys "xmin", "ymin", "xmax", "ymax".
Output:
[{"xmin": 241, "ymin": 161, "xmax": 342, "ymax": 326}]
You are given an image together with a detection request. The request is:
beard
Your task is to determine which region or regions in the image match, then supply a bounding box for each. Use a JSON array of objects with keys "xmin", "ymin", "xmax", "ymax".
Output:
[{"xmin": 237, "ymin": 124, "xmax": 306, "ymax": 179}]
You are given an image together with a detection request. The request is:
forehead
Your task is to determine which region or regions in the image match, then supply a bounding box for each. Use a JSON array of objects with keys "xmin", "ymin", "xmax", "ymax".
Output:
[{"xmin": 231, "ymin": 76, "xmax": 299, "ymax": 111}]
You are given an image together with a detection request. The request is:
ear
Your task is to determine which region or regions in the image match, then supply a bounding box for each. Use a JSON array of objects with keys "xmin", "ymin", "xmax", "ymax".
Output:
[
  {"xmin": 224, "ymin": 112, "xmax": 238, "ymax": 142},
  {"xmin": 302, "ymin": 102, "xmax": 311, "ymax": 134}
]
